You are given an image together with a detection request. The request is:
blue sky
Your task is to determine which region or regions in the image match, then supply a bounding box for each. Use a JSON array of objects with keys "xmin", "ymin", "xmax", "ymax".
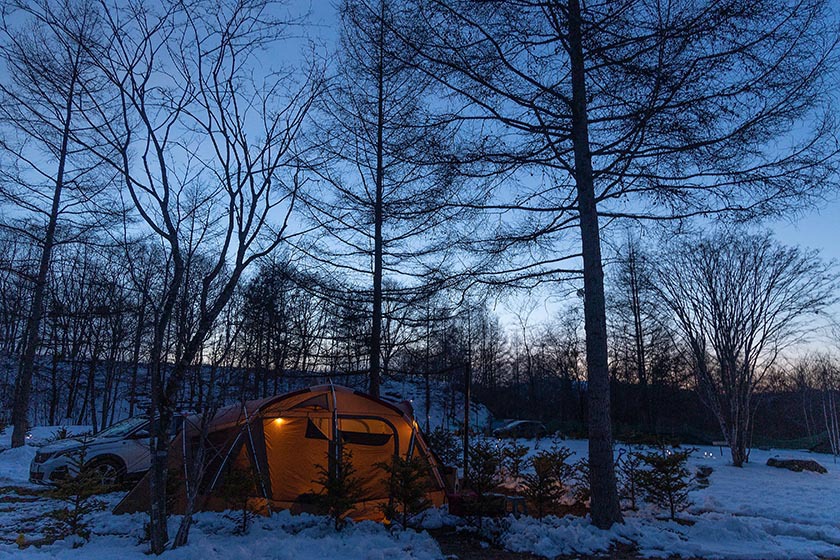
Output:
[
  {"xmin": 304, "ymin": 0, "xmax": 839, "ymax": 260},
  {"xmin": 300, "ymin": 0, "xmax": 839, "ymax": 339},
  {"xmin": 770, "ymin": 197, "xmax": 840, "ymax": 263}
]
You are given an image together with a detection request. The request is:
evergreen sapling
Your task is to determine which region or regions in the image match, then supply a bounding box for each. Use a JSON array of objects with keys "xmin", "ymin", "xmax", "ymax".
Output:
[
  {"xmin": 521, "ymin": 453, "xmax": 562, "ymax": 517},
  {"xmin": 377, "ymin": 455, "xmax": 430, "ymax": 528},
  {"xmin": 427, "ymin": 427, "xmax": 461, "ymax": 467},
  {"xmin": 616, "ymin": 448, "xmax": 644, "ymax": 511},
  {"xmin": 313, "ymin": 447, "xmax": 366, "ymax": 530},
  {"xmin": 637, "ymin": 447, "xmax": 695, "ymax": 520},
  {"xmin": 465, "ymin": 439, "xmax": 503, "ymax": 522},
  {"xmin": 44, "ymin": 441, "xmax": 105, "ymax": 545},
  {"xmin": 502, "ymin": 441, "xmax": 530, "ymax": 480},
  {"xmin": 571, "ymin": 458, "xmax": 591, "ymax": 505}
]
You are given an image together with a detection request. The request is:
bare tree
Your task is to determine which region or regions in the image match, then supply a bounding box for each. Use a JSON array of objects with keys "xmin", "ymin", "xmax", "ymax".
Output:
[
  {"xmin": 0, "ymin": 0, "xmax": 115, "ymax": 447},
  {"xmin": 49, "ymin": 0, "xmax": 322, "ymax": 552},
  {"xmin": 652, "ymin": 231, "xmax": 836, "ymax": 466},
  {"xmin": 393, "ymin": 0, "xmax": 839, "ymax": 527},
  {"xmin": 302, "ymin": 0, "xmax": 470, "ymax": 397},
  {"xmin": 607, "ymin": 237, "xmax": 680, "ymax": 427}
]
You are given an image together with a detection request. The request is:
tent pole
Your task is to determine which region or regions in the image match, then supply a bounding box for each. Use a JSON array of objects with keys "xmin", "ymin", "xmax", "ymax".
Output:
[{"xmin": 242, "ymin": 404, "xmax": 272, "ymax": 514}]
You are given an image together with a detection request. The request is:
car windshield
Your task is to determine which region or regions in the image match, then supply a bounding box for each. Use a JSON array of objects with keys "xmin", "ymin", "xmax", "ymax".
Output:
[{"xmin": 96, "ymin": 416, "xmax": 148, "ymax": 438}]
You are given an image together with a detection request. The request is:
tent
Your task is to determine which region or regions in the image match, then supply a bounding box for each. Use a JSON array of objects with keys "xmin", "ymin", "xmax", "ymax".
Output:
[{"xmin": 114, "ymin": 385, "xmax": 448, "ymax": 521}]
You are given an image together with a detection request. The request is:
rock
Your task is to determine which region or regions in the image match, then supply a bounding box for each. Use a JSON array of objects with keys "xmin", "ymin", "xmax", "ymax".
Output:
[
  {"xmin": 696, "ymin": 466, "xmax": 714, "ymax": 478},
  {"xmin": 695, "ymin": 466, "xmax": 713, "ymax": 487},
  {"xmin": 766, "ymin": 457, "xmax": 827, "ymax": 474}
]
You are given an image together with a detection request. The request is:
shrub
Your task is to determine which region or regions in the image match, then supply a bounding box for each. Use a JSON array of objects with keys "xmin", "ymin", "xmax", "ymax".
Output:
[
  {"xmin": 502, "ymin": 441, "xmax": 530, "ymax": 479},
  {"xmin": 313, "ymin": 447, "xmax": 366, "ymax": 530},
  {"xmin": 616, "ymin": 448, "xmax": 644, "ymax": 511},
  {"xmin": 521, "ymin": 453, "xmax": 562, "ymax": 517},
  {"xmin": 427, "ymin": 427, "xmax": 461, "ymax": 467},
  {"xmin": 45, "ymin": 443, "xmax": 105, "ymax": 544},
  {"xmin": 377, "ymin": 455, "xmax": 430, "ymax": 527},
  {"xmin": 218, "ymin": 465, "xmax": 260, "ymax": 534},
  {"xmin": 637, "ymin": 447, "xmax": 695, "ymax": 520}
]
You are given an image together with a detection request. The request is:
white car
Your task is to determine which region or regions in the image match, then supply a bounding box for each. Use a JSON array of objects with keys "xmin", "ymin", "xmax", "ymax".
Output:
[{"xmin": 29, "ymin": 416, "xmax": 152, "ymax": 486}]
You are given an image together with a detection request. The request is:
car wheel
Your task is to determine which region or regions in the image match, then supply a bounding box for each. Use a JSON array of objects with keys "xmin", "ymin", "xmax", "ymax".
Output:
[{"xmin": 88, "ymin": 458, "xmax": 125, "ymax": 488}]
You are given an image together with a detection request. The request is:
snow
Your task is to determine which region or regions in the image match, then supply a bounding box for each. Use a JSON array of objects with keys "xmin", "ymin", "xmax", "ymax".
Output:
[
  {"xmin": 0, "ymin": 425, "xmax": 444, "ymax": 559},
  {"xmin": 380, "ymin": 377, "xmax": 493, "ymax": 431},
  {"xmin": 1, "ymin": 423, "xmax": 839, "ymax": 559},
  {"xmin": 411, "ymin": 505, "xmax": 463, "ymax": 530},
  {"xmin": 0, "ymin": 504, "xmax": 443, "ymax": 560},
  {"xmin": 497, "ymin": 438, "xmax": 840, "ymax": 559}
]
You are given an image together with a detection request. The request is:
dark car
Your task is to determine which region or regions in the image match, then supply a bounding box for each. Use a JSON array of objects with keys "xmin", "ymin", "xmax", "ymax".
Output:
[{"xmin": 492, "ymin": 420, "xmax": 548, "ymax": 439}]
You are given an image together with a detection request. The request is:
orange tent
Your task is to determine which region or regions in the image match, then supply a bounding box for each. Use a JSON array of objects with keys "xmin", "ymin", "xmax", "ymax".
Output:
[{"xmin": 114, "ymin": 385, "xmax": 447, "ymax": 521}]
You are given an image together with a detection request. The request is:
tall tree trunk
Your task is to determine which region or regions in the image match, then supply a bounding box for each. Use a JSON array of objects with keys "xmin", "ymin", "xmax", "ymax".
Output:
[
  {"xmin": 10, "ymin": 72, "xmax": 77, "ymax": 447},
  {"xmin": 567, "ymin": 0, "xmax": 622, "ymax": 528},
  {"xmin": 148, "ymin": 258, "xmax": 185, "ymax": 555},
  {"xmin": 129, "ymin": 295, "xmax": 146, "ymax": 418},
  {"xmin": 627, "ymin": 246, "xmax": 650, "ymax": 427},
  {"xmin": 424, "ymin": 305, "xmax": 431, "ymax": 431},
  {"xmin": 369, "ymin": 0, "xmax": 386, "ymax": 399},
  {"xmin": 48, "ymin": 348, "xmax": 60, "ymax": 426},
  {"xmin": 462, "ymin": 321, "xmax": 472, "ymax": 478},
  {"xmin": 87, "ymin": 354, "xmax": 98, "ymax": 433}
]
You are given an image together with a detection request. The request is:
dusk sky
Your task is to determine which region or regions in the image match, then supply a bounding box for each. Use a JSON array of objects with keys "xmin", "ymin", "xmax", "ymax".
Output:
[{"xmin": 305, "ymin": 0, "xmax": 840, "ymax": 266}]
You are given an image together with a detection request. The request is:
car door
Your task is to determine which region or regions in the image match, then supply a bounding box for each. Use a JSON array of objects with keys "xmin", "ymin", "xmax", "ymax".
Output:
[{"xmin": 120, "ymin": 423, "xmax": 152, "ymax": 474}]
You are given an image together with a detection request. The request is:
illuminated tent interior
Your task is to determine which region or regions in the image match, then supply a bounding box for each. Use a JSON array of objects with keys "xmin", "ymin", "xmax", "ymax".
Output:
[{"xmin": 113, "ymin": 385, "xmax": 448, "ymax": 521}]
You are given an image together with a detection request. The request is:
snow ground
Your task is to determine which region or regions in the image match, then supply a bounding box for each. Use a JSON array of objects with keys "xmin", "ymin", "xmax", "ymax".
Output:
[
  {"xmin": 380, "ymin": 377, "xmax": 493, "ymax": 432},
  {"xmin": 0, "ymin": 426, "xmax": 444, "ymax": 560},
  {"xmin": 497, "ymin": 438, "xmax": 840, "ymax": 559},
  {"xmin": 0, "ymin": 426, "xmax": 838, "ymax": 559}
]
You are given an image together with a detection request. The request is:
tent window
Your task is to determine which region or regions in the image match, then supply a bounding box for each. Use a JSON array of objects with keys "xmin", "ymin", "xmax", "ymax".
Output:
[
  {"xmin": 341, "ymin": 431, "xmax": 392, "ymax": 446},
  {"xmin": 305, "ymin": 418, "xmax": 329, "ymax": 440}
]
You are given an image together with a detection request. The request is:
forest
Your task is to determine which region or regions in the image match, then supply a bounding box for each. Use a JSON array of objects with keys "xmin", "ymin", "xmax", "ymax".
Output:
[{"xmin": 0, "ymin": 0, "xmax": 839, "ymax": 556}]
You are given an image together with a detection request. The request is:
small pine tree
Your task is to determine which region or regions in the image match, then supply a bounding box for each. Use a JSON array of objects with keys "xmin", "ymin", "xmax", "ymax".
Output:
[
  {"xmin": 427, "ymin": 427, "xmax": 461, "ymax": 467},
  {"xmin": 45, "ymin": 442, "xmax": 105, "ymax": 544},
  {"xmin": 637, "ymin": 447, "xmax": 695, "ymax": 520},
  {"xmin": 377, "ymin": 455, "xmax": 430, "ymax": 527},
  {"xmin": 544, "ymin": 443, "xmax": 575, "ymax": 488},
  {"xmin": 313, "ymin": 447, "xmax": 366, "ymax": 531},
  {"xmin": 465, "ymin": 439, "xmax": 504, "ymax": 522},
  {"xmin": 571, "ymin": 458, "xmax": 590, "ymax": 504},
  {"xmin": 616, "ymin": 448, "xmax": 644, "ymax": 511},
  {"xmin": 521, "ymin": 453, "xmax": 562, "ymax": 517},
  {"xmin": 218, "ymin": 465, "xmax": 259, "ymax": 534},
  {"xmin": 48, "ymin": 426, "xmax": 72, "ymax": 443},
  {"xmin": 466, "ymin": 439, "xmax": 503, "ymax": 496},
  {"xmin": 502, "ymin": 441, "xmax": 529, "ymax": 479}
]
